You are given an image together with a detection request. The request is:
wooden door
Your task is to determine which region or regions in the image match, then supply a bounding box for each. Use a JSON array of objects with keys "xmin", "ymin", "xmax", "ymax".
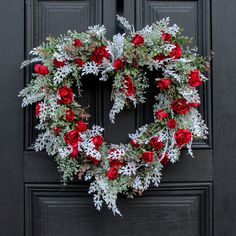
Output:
[{"xmin": 0, "ymin": 0, "xmax": 236, "ymax": 235}]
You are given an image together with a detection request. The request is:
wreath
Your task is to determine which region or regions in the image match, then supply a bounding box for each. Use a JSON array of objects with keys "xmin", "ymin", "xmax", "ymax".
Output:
[{"xmin": 19, "ymin": 16, "xmax": 209, "ymax": 215}]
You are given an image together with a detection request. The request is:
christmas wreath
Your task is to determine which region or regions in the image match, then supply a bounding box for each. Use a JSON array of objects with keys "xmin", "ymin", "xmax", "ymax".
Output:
[{"xmin": 19, "ymin": 16, "xmax": 209, "ymax": 215}]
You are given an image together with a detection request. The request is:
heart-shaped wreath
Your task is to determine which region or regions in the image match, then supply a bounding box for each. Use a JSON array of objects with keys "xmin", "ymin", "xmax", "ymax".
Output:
[{"xmin": 19, "ymin": 16, "xmax": 209, "ymax": 215}]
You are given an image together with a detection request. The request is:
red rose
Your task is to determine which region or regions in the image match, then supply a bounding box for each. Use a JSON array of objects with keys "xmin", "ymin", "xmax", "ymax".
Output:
[
  {"xmin": 153, "ymin": 54, "xmax": 165, "ymax": 62},
  {"xmin": 53, "ymin": 126, "xmax": 61, "ymax": 135},
  {"xmin": 70, "ymin": 147, "xmax": 78, "ymax": 158},
  {"xmin": 157, "ymin": 78, "xmax": 172, "ymax": 90},
  {"xmin": 171, "ymin": 98, "xmax": 190, "ymax": 115},
  {"xmin": 57, "ymin": 86, "xmax": 73, "ymax": 104},
  {"xmin": 122, "ymin": 75, "xmax": 135, "ymax": 96},
  {"xmin": 74, "ymin": 58, "xmax": 85, "ymax": 67},
  {"xmin": 76, "ymin": 121, "xmax": 87, "ymax": 132},
  {"xmin": 73, "ymin": 39, "xmax": 83, "ymax": 47},
  {"xmin": 167, "ymin": 119, "xmax": 177, "ymax": 129},
  {"xmin": 106, "ymin": 167, "xmax": 119, "ymax": 180},
  {"xmin": 35, "ymin": 102, "xmax": 41, "ymax": 116},
  {"xmin": 91, "ymin": 46, "xmax": 110, "ymax": 65},
  {"xmin": 149, "ymin": 137, "xmax": 163, "ymax": 150},
  {"xmin": 132, "ymin": 34, "xmax": 144, "ymax": 46},
  {"xmin": 174, "ymin": 128, "xmax": 192, "ymax": 147},
  {"xmin": 130, "ymin": 139, "xmax": 140, "ymax": 148},
  {"xmin": 189, "ymin": 102, "xmax": 200, "ymax": 107},
  {"xmin": 188, "ymin": 69, "xmax": 202, "ymax": 87},
  {"xmin": 161, "ymin": 31, "xmax": 172, "ymax": 42},
  {"xmin": 87, "ymin": 155, "xmax": 101, "ymax": 165},
  {"xmin": 142, "ymin": 151, "xmax": 154, "ymax": 163},
  {"xmin": 34, "ymin": 64, "xmax": 49, "ymax": 75},
  {"xmin": 64, "ymin": 129, "xmax": 81, "ymax": 148},
  {"xmin": 53, "ymin": 59, "xmax": 65, "ymax": 68},
  {"xmin": 109, "ymin": 159, "xmax": 124, "ymax": 168},
  {"xmin": 158, "ymin": 153, "xmax": 169, "ymax": 165},
  {"xmin": 169, "ymin": 44, "xmax": 182, "ymax": 59},
  {"xmin": 155, "ymin": 109, "xmax": 169, "ymax": 120},
  {"xmin": 92, "ymin": 135, "xmax": 103, "ymax": 147},
  {"xmin": 113, "ymin": 58, "xmax": 124, "ymax": 70},
  {"xmin": 65, "ymin": 109, "xmax": 75, "ymax": 122}
]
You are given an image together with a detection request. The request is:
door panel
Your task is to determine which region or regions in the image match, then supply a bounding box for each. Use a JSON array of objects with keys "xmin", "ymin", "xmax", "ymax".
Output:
[
  {"xmin": 1, "ymin": 0, "xmax": 236, "ymax": 235},
  {"xmin": 23, "ymin": 1, "xmax": 213, "ymax": 235},
  {"xmin": 25, "ymin": 183, "xmax": 212, "ymax": 236}
]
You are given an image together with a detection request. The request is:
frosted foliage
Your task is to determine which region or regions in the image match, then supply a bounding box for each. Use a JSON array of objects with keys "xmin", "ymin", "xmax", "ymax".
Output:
[
  {"xmin": 179, "ymin": 86, "xmax": 200, "ymax": 103},
  {"xmin": 81, "ymin": 62, "xmax": 99, "ymax": 76},
  {"xmin": 88, "ymin": 25, "xmax": 106, "ymax": 37},
  {"xmin": 120, "ymin": 162, "xmax": 137, "ymax": 176},
  {"xmin": 53, "ymin": 66, "xmax": 72, "ymax": 85},
  {"xmin": 109, "ymin": 94, "xmax": 126, "ymax": 123}
]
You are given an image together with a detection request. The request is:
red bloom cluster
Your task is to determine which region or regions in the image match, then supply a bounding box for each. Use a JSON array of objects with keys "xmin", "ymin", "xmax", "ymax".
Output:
[
  {"xmin": 174, "ymin": 128, "xmax": 192, "ymax": 147},
  {"xmin": 171, "ymin": 98, "xmax": 190, "ymax": 115},
  {"xmin": 34, "ymin": 64, "xmax": 49, "ymax": 75},
  {"xmin": 170, "ymin": 44, "xmax": 182, "ymax": 59},
  {"xmin": 161, "ymin": 31, "xmax": 172, "ymax": 42},
  {"xmin": 155, "ymin": 109, "xmax": 168, "ymax": 120},
  {"xmin": 142, "ymin": 151, "xmax": 154, "ymax": 163},
  {"xmin": 53, "ymin": 59, "xmax": 65, "ymax": 68},
  {"xmin": 157, "ymin": 78, "xmax": 172, "ymax": 90},
  {"xmin": 149, "ymin": 137, "xmax": 163, "ymax": 150},
  {"xmin": 113, "ymin": 58, "xmax": 124, "ymax": 70},
  {"xmin": 132, "ymin": 34, "xmax": 144, "ymax": 46},
  {"xmin": 188, "ymin": 69, "xmax": 202, "ymax": 87},
  {"xmin": 57, "ymin": 86, "xmax": 73, "ymax": 104},
  {"xmin": 91, "ymin": 46, "xmax": 110, "ymax": 65},
  {"xmin": 122, "ymin": 75, "xmax": 135, "ymax": 97}
]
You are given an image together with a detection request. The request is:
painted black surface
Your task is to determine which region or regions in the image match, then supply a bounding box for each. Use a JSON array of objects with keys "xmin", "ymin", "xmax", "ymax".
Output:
[{"xmin": 0, "ymin": 0, "xmax": 236, "ymax": 235}]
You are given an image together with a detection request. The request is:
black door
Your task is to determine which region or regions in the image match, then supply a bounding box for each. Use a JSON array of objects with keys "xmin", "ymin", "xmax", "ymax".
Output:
[{"xmin": 0, "ymin": 0, "xmax": 236, "ymax": 235}]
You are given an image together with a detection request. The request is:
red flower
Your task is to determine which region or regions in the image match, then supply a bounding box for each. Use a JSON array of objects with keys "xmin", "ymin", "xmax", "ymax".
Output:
[
  {"xmin": 158, "ymin": 153, "xmax": 169, "ymax": 165},
  {"xmin": 109, "ymin": 159, "xmax": 124, "ymax": 168},
  {"xmin": 130, "ymin": 139, "xmax": 140, "ymax": 148},
  {"xmin": 161, "ymin": 31, "xmax": 172, "ymax": 42},
  {"xmin": 53, "ymin": 59, "xmax": 65, "ymax": 68},
  {"xmin": 149, "ymin": 137, "xmax": 163, "ymax": 150},
  {"xmin": 76, "ymin": 121, "xmax": 87, "ymax": 132},
  {"xmin": 53, "ymin": 126, "xmax": 61, "ymax": 135},
  {"xmin": 189, "ymin": 102, "xmax": 200, "ymax": 108},
  {"xmin": 87, "ymin": 155, "xmax": 101, "ymax": 165},
  {"xmin": 167, "ymin": 119, "xmax": 177, "ymax": 129},
  {"xmin": 153, "ymin": 54, "xmax": 165, "ymax": 62},
  {"xmin": 34, "ymin": 64, "xmax": 49, "ymax": 75},
  {"xmin": 169, "ymin": 44, "xmax": 182, "ymax": 59},
  {"xmin": 142, "ymin": 151, "xmax": 154, "ymax": 163},
  {"xmin": 188, "ymin": 69, "xmax": 202, "ymax": 87},
  {"xmin": 74, "ymin": 58, "xmax": 85, "ymax": 67},
  {"xmin": 70, "ymin": 147, "xmax": 78, "ymax": 158},
  {"xmin": 73, "ymin": 39, "xmax": 83, "ymax": 47},
  {"xmin": 64, "ymin": 129, "xmax": 81, "ymax": 148},
  {"xmin": 132, "ymin": 34, "xmax": 144, "ymax": 46},
  {"xmin": 157, "ymin": 78, "xmax": 172, "ymax": 90},
  {"xmin": 65, "ymin": 109, "xmax": 75, "ymax": 122},
  {"xmin": 113, "ymin": 59, "xmax": 124, "ymax": 70},
  {"xmin": 91, "ymin": 46, "xmax": 110, "ymax": 65},
  {"xmin": 174, "ymin": 128, "xmax": 192, "ymax": 147},
  {"xmin": 122, "ymin": 75, "xmax": 135, "ymax": 97},
  {"xmin": 106, "ymin": 167, "xmax": 119, "ymax": 180},
  {"xmin": 171, "ymin": 98, "xmax": 190, "ymax": 115},
  {"xmin": 92, "ymin": 135, "xmax": 103, "ymax": 148},
  {"xmin": 57, "ymin": 86, "xmax": 73, "ymax": 104},
  {"xmin": 35, "ymin": 102, "xmax": 41, "ymax": 116},
  {"xmin": 155, "ymin": 109, "xmax": 169, "ymax": 120}
]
